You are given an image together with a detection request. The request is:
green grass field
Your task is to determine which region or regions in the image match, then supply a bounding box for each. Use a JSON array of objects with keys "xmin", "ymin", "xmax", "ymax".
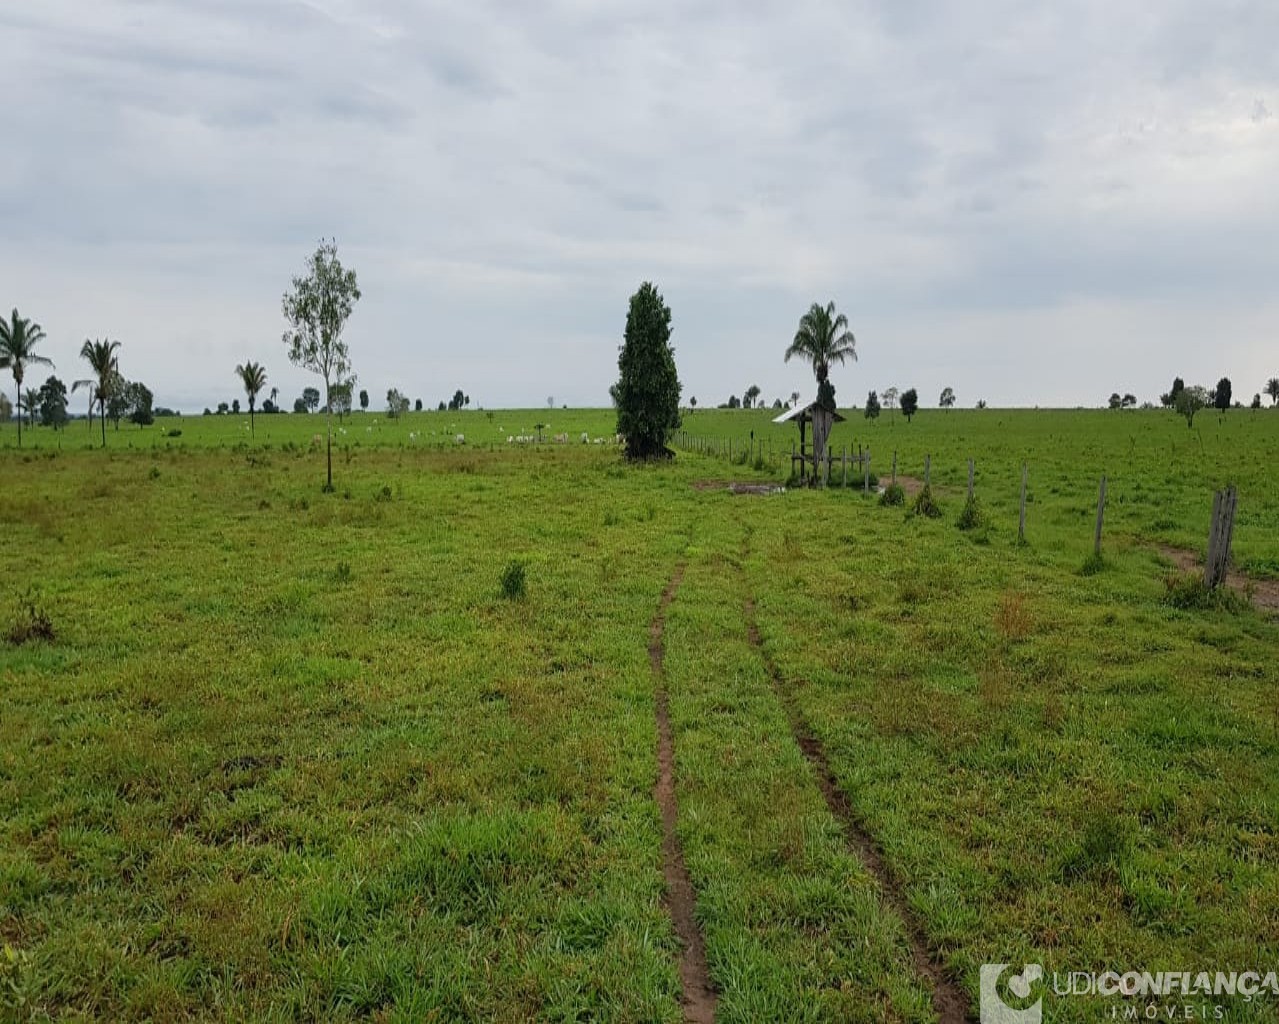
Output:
[{"xmin": 2, "ymin": 407, "xmax": 1277, "ymax": 1021}]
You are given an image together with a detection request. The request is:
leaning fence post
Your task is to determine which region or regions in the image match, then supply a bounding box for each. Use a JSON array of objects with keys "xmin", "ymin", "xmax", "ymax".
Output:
[
  {"xmin": 1205, "ymin": 485, "xmax": 1238, "ymax": 589},
  {"xmin": 967, "ymin": 459, "xmax": 975, "ymax": 501},
  {"xmin": 1094, "ymin": 475, "xmax": 1107, "ymax": 557},
  {"xmin": 842, "ymin": 447, "xmax": 847, "ymax": 487},
  {"xmin": 864, "ymin": 450, "xmax": 871, "ymax": 493},
  {"xmin": 892, "ymin": 450, "xmax": 897, "ymax": 486},
  {"xmin": 1019, "ymin": 464, "xmax": 1028, "ymax": 542},
  {"xmin": 924, "ymin": 453, "xmax": 931, "ymax": 487}
]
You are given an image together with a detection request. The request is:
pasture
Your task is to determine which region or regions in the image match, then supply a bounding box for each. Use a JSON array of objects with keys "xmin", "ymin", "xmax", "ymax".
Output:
[{"xmin": 2, "ymin": 407, "xmax": 1278, "ymax": 1022}]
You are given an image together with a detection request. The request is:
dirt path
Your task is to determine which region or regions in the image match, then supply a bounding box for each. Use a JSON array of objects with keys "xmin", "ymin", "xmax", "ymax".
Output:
[
  {"xmin": 650, "ymin": 566, "xmax": 717, "ymax": 1024},
  {"xmin": 1156, "ymin": 544, "xmax": 1279, "ymax": 614},
  {"xmin": 742, "ymin": 595, "xmax": 972, "ymax": 1024}
]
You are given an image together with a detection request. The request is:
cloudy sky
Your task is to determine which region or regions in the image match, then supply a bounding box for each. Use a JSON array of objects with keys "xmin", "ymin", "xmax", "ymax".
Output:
[{"xmin": 3, "ymin": 1, "xmax": 1277, "ymax": 412}]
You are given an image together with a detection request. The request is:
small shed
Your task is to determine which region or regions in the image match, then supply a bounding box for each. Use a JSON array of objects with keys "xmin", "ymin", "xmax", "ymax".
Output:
[{"xmin": 774, "ymin": 401, "xmax": 845, "ymax": 482}]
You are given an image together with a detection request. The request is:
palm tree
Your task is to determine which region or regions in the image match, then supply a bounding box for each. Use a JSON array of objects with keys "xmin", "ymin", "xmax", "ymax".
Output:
[
  {"xmin": 1266, "ymin": 377, "xmax": 1279, "ymax": 406},
  {"xmin": 785, "ymin": 301, "xmax": 857, "ymax": 392},
  {"xmin": 234, "ymin": 361, "xmax": 268, "ymax": 436},
  {"xmin": 22, "ymin": 387, "xmax": 39, "ymax": 429},
  {"xmin": 74, "ymin": 338, "xmax": 120, "ymax": 448},
  {"xmin": 0, "ymin": 308, "xmax": 53, "ymax": 447},
  {"xmin": 785, "ymin": 301, "xmax": 857, "ymax": 481}
]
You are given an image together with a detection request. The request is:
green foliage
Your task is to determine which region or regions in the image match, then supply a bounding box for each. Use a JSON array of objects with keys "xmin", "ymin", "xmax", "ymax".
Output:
[
  {"xmin": 1079, "ymin": 551, "xmax": 1107, "ymax": 575},
  {"xmin": 1162, "ymin": 573, "xmax": 1248, "ymax": 612},
  {"xmin": 6, "ymin": 587, "xmax": 54, "ymax": 645},
  {"xmin": 784, "ymin": 300, "xmax": 857, "ymax": 386},
  {"xmin": 499, "ymin": 559, "xmax": 527, "ymax": 600},
  {"xmin": 939, "ymin": 386, "xmax": 956, "ymax": 409},
  {"xmin": 1214, "ymin": 376, "xmax": 1232, "ymax": 411},
  {"xmin": 910, "ymin": 484, "xmax": 941, "ymax": 518},
  {"xmin": 864, "ymin": 389, "xmax": 881, "ymax": 419},
  {"xmin": 1174, "ymin": 384, "xmax": 1209, "ymax": 426},
  {"xmin": 879, "ymin": 481, "xmax": 905, "ymax": 506},
  {"xmin": 0, "ymin": 308, "xmax": 53, "ymax": 448},
  {"xmin": 900, "ymin": 387, "xmax": 918, "ymax": 421},
  {"xmin": 956, "ymin": 494, "xmax": 985, "ymax": 530},
  {"xmin": 614, "ymin": 282, "xmax": 681, "ymax": 459},
  {"xmin": 37, "ymin": 375, "xmax": 69, "ymax": 430}
]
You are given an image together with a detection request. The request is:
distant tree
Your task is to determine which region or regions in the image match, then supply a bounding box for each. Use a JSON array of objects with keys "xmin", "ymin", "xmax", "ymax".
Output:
[
  {"xmin": 126, "ymin": 381, "xmax": 154, "ymax": 426},
  {"xmin": 976, "ymin": 399, "xmax": 988, "ymax": 409},
  {"xmin": 785, "ymin": 301, "xmax": 856, "ymax": 473},
  {"xmin": 330, "ymin": 379, "xmax": 354, "ymax": 422},
  {"xmin": 232, "ymin": 398, "xmax": 241, "ymax": 415},
  {"xmin": 1160, "ymin": 376, "xmax": 1185, "ymax": 408},
  {"xmin": 415, "ymin": 398, "xmax": 423, "ymax": 412},
  {"xmin": 270, "ymin": 386, "xmax": 279, "ymax": 406},
  {"xmin": 689, "ymin": 396, "xmax": 697, "ymax": 412},
  {"xmin": 448, "ymin": 389, "xmax": 465, "ymax": 411},
  {"xmin": 1175, "ymin": 385, "xmax": 1210, "ymax": 427},
  {"xmin": 614, "ymin": 281, "xmax": 681, "ymax": 459},
  {"xmin": 1108, "ymin": 392, "xmax": 1122, "ymax": 410},
  {"xmin": 75, "ymin": 338, "xmax": 120, "ymax": 447},
  {"xmin": 0, "ymin": 308, "xmax": 53, "ymax": 447},
  {"xmin": 293, "ymin": 397, "xmax": 307, "ymax": 414},
  {"xmin": 1251, "ymin": 393, "xmax": 1262, "ymax": 409},
  {"xmin": 37, "ymin": 376, "xmax": 69, "ymax": 430},
  {"xmin": 940, "ymin": 386, "xmax": 956, "ymax": 410},
  {"xmin": 0, "ymin": 393, "xmax": 10, "ymax": 425},
  {"xmin": 20, "ymin": 387, "xmax": 39, "ymax": 428},
  {"xmin": 744, "ymin": 384, "xmax": 761, "ymax": 409},
  {"xmin": 772, "ymin": 397, "xmax": 783, "ymax": 409},
  {"xmin": 217, "ymin": 401, "xmax": 229, "ymax": 415},
  {"xmin": 900, "ymin": 388, "xmax": 918, "ymax": 422},
  {"xmin": 882, "ymin": 386, "xmax": 899, "ymax": 413},
  {"xmin": 790, "ymin": 390, "xmax": 801, "ymax": 408},
  {"xmin": 1122, "ymin": 393, "xmax": 1137, "ymax": 408},
  {"xmin": 261, "ymin": 399, "xmax": 277, "ymax": 415},
  {"xmin": 234, "ymin": 360, "xmax": 268, "ymax": 436},
  {"xmin": 547, "ymin": 395, "xmax": 554, "ymax": 408},
  {"xmin": 359, "ymin": 388, "xmax": 369, "ymax": 411},
  {"xmin": 725, "ymin": 394, "xmax": 741, "ymax": 409},
  {"xmin": 1214, "ymin": 377, "xmax": 1232, "ymax": 411},
  {"xmin": 301, "ymin": 386, "xmax": 321, "ymax": 413},
  {"xmin": 437, "ymin": 400, "xmax": 446, "ymax": 411},
  {"xmin": 386, "ymin": 388, "xmax": 410, "ymax": 418},
  {"xmin": 864, "ymin": 390, "xmax": 881, "ymax": 419},
  {"xmin": 1266, "ymin": 377, "xmax": 1279, "ymax": 406},
  {"xmin": 282, "ymin": 238, "xmax": 361, "ymax": 491}
]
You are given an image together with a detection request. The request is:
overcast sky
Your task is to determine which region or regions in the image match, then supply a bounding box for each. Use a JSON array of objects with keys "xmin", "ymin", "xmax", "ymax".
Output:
[{"xmin": 3, "ymin": 1, "xmax": 1277, "ymax": 412}]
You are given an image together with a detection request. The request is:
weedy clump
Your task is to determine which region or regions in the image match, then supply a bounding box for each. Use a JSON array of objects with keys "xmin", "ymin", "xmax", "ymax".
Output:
[
  {"xmin": 148, "ymin": 466, "xmax": 161, "ymax": 481},
  {"xmin": 7, "ymin": 588, "xmax": 54, "ymax": 646},
  {"xmin": 1079, "ymin": 552, "xmax": 1107, "ymax": 576},
  {"xmin": 332, "ymin": 561, "xmax": 353, "ymax": 584},
  {"xmin": 375, "ymin": 484, "xmax": 393, "ymax": 502},
  {"xmin": 500, "ymin": 560, "xmax": 528, "ymax": 600},
  {"xmin": 1162, "ymin": 573, "xmax": 1248, "ymax": 613},
  {"xmin": 994, "ymin": 591, "xmax": 1032, "ymax": 640},
  {"xmin": 957, "ymin": 494, "xmax": 985, "ymax": 530},
  {"xmin": 879, "ymin": 482, "xmax": 905, "ymax": 507},
  {"xmin": 911, "ymin": 485, "xmax": 942, "ymax": 519}
]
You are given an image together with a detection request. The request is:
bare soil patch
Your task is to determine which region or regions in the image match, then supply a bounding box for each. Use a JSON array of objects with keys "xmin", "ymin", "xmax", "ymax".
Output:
[
  {"xmin": 1156, "ymin": 544, "xmax": 1279, "ymax": 613},
  {"xmin": 743, "ymin": 597, "xmax": 971, "ymax": 1024},
  {"xmin": 650, "ymin": 567, "xmax": 717, "ymax": 1024}
]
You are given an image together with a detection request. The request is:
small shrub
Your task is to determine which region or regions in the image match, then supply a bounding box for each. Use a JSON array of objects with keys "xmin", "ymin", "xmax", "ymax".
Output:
[
  {"xmin": 500, "ymin": 560, "xmax": 527, "ymax": 601},
  {"xmin": 288, "ymin": 496, "xmax": 310, "ymax": 512},
  {"xmin": 7, "ymin": 589, "xmax": 54, "ymax": 646},
  {"xmin": 1079, "ymin": 552, "xmax": 1106, "ymax": 576},
  {"xmin": 1163, "ymin": 573, "xmax": 1248, "ymax": 612},
  {"xmin": 956, "ymin": 494, "xmax": 985, "ymax": 530},
  {"xmin": 375, "ymin": 485, "xmax": 393, "ymax": 502},
  {"xmin": 879, "ymin": 482, "xmax": 905, "ymax": 507},
  {"xmin": 332, "ymin": 561, "xmax": 353, "ymax": 584},
  {"xmin": 166, "ymin": 428, "xmax": 182, "ymax": 437},
  {"xmin": 148, "ymin": 466, "xmax": 161, "ymax": 481},
  {"xmin": 602, "ymin": 510, "xmax": 620, "ymax": 527},
  {"xmin": 911, "ymin": 485, "xmax": 942, "ymax": 519}
]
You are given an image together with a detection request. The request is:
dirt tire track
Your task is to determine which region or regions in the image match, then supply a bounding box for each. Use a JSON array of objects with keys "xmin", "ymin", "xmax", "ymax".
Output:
[
  {"xmin": 741, "ymin": 593, "xmax": 972, "ymax": 1024},
  {"xmin": 650, "ymin": 565, "xmax": 717, "ymax": 1024}
]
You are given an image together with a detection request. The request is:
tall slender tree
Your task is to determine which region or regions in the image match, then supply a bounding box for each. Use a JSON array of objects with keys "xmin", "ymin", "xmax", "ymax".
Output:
[
  {"xmin": 234, "ymin": 361, "xmax": 268, "ymax": 436},
  {"xmin": 0, "ymin": 308, "xmax": 53, "ymax": 447},
  {"xmin": 785, "ymin": 301, "xmax": 857, "ymax": 477},
  {"xmin": 75, "ymin": 338, "xmax": 121, "ymax": 448},
  {"xmin": 1264, "ymin": 377, "xmax": 1278, "ymax": 406},
  {"xmin": 282, "ymin": 240, "xmax": 361, "ymax": 491}
]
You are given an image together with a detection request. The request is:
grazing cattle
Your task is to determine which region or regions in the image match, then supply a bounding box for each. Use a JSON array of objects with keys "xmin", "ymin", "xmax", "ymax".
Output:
[
  {"xmin": 581, "ymin": 431, "xmax": 589, "ymax": 443},
  {"xmin": 554, "ymin": 433, "xmax": 568, "ymax": 444},
  {"xmin": 455, "ymin": 433, "xmax": 465, "ymax": 444}
]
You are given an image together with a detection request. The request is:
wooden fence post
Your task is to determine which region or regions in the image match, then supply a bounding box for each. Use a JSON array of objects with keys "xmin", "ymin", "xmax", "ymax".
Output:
[
  {"xmin": 842, "ymin": 447, "xmax": 847, "ymax": 487},
  {"xmin": 967, "ymin": 459, "xmax": 975, "ymax": 501},
  {"xmin": 1205, "ymin": 486, "xmax": 1238, "ymax": 589},
  {"xmin": 864, "ymin": 450, "xmax": 871, "ymax": 493},
  {"xmin": 1094, "ymin": 475, "xmax": 1107, "ymax": 557},
  {"xmin": 1019, "ymin": 464, "xmax": 1028, "ymax": 543},
  {"xmin": 924, "ymin": 454, "xmax": 931, "ymax": 487},
  {"xmin": 892, "ymin": 450, "xmax": 897, "ymax": 486}
]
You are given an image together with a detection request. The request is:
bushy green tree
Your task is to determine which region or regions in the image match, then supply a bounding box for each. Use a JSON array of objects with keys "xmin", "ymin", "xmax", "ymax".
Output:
[
  {"xmin": 900, "ymin": 387, "xmax": 918, "ymax": 422},
  {"xmin": 615, "ymin": 282, "xmax": 681, "ymax": 459},
  {"xmin": 940, "ymin": 386, "xmax": 956, "ymax": 410},
  {"xmin": 1214, "ymin": 377, "xmax": 1232, "ymax": 411},
  {"xmin": 1266, "ymin": 377, "xmax": 1279, "ymax": 406},
  {"xmin": 864, "ymin": 390, "xmax": 881, "ymax": 419},
  {"xmin": 1175, "ymin": 385, "xmax": 1210, "ymax": 427},
  {"xmin": 37, "ymin": 376, "xmax": 69, "ymax": 430}
]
